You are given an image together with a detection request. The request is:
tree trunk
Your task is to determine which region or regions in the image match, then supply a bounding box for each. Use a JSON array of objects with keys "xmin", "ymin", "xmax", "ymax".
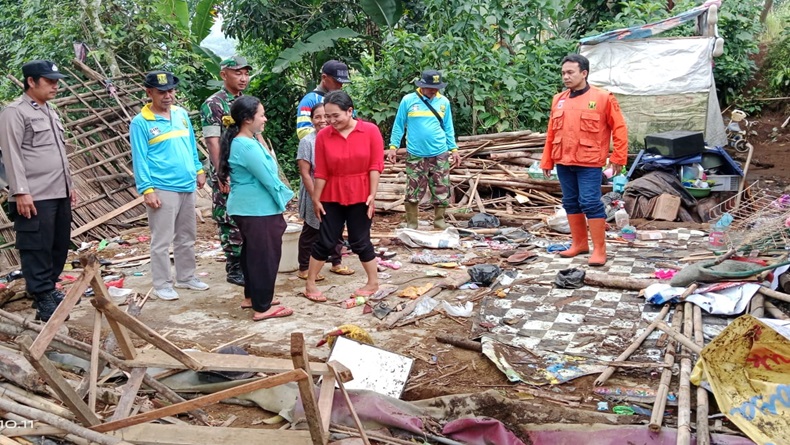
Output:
[
  {"xmin": 79, "ymin": 0, "xmax": 122, "ymax": 78},
  {"xmin": 761, "ymin": 0, "xmax": 774, "ymax": 23}
]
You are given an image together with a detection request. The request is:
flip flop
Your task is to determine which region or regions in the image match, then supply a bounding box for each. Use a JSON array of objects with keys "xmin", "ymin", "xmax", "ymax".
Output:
[
  {"xmin": 506, "ymin": 251, "xmax": 538, "ymax": 265},
  {"xmin": 330, "ymin": 265, "xmax": 356, "ymax": 275},
  {"xmin": 296, "ymin": 271, "xmax": 325, "ymax": 281},
  {"xmin": 252, "ymin": 306, "xmax": 293, "ymax": 321},
  {"xmin": 353, "ymin": 289, "xmax": 378, "ymax": 297},
  {"xmin": 303, "ymin": 291, "xmax": 327, "ymax": 302},
  {"xmin": 241, "ymin": 299, "xmax": 280, "ymax": 309}
]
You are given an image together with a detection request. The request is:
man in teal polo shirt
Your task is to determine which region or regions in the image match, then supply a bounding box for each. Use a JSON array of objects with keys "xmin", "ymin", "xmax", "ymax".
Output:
[
  {"xmin": 130, "ymin": 70, "xmax": 209, "ymax": 301},
  {"xmin": 388, "ymin": 69, "xmax": 460, "ymax": 229}
]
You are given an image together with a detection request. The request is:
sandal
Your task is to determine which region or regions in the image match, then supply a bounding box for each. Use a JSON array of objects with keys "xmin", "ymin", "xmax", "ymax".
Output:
[
  {"xmin": 296, "ymin": 270, "xmax": 325, "ymax": 281},
  {"xmin": 353, "ymin": 288, "xmax": 378, "ymax": 297},
  {"xmin": 252, "ymin": 306, "xmax": 294, "ymax": 321},
  {"xmin": 303, "ymin": 291, "xmax": 327, "ymax": 302},
  {"xmin": 241, "ymin": 299, "xmax": 280, "ymax": 309},
  {"xmin": 330, "ymin": 265, "xmax": 355, "ymax": 275}
]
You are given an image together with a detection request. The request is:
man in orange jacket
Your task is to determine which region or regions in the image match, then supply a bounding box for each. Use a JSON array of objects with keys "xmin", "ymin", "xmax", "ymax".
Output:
[{"xmin": 540, "ymin": 54, "xmax": 628, "ymax": 267}]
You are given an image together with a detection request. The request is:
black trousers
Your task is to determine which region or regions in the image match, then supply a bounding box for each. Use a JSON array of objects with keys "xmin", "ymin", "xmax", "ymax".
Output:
[
  {"xmin": 12, "ymin": 198, "xmax": 72, "ymax": 296},
  {"xmin": 297, "ymin": 224, "xmax": 342, "ymax": 271},
  {"xmin": 311, "ymin": 202, "xmax": 375, "ymax": 263},
  {"xmin": 233, "ymin": 214, "xmax": 286, "ymax": 312}
]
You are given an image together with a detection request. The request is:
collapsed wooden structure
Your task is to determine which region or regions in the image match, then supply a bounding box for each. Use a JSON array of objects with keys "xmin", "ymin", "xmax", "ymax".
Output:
[
  {"xmin": 0, "ymin": 255, "xmax": 358, "ymax": 444},
  {"xmin": 376, "ymin": 130, "xmax": 566, "ymax": 225}
]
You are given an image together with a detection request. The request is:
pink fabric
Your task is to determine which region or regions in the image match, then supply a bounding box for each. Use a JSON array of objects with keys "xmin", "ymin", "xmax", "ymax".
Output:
[
  {"xmin": 314, "ymin": 120, "xmax": 384, "ymax": 205},
  {"xmin": 442, "ymin": 417, "xmax": 527, "ymax": 445}
]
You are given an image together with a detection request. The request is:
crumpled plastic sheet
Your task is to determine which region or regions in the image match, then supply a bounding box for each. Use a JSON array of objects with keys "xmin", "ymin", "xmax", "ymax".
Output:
[
  {"xmin": 554, "ymin": 268, "xmax": 586, "ymax": 289},
  {"xmin": 396, "ymin": 227, "xmax": 460, "ymax": 249},
  {"xmin": 644, "ymin": 282, "xmax": 759, "ymax": 315},
  {"xmin": 442, "ymin": 417, "xmax": 526, "ymax": 445}
]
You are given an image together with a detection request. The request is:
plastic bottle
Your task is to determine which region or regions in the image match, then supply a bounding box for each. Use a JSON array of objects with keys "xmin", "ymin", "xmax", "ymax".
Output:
[
  {"xmin": 708, "ymin": 222, "xmax": 726, "ymax": 250},
  {"xmin": 341, "ymin": 296, "xmax": 367, "ymax": 309},
  {"xmin": 615, "ymin": 202, "xmax": 630, "ymax": 229}
]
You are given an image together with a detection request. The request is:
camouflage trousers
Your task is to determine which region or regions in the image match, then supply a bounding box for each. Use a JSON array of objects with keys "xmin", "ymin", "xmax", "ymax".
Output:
[
  {"xmin": 211, "ymin": 174, "xmax": 242, "ymax": 259},
  {"xmin": 405, "ymin": 152, "xmax": 451, "ymax": 207}
]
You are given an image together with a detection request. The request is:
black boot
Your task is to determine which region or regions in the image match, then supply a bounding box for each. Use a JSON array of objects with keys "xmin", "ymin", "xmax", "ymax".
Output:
[
  {"xmin": 34, "ymin": 290, "xmax": 63, "ymax": 322},
  {"xmin": 226, "ymin": 257, "xmax": 245, "ymax": 287}
]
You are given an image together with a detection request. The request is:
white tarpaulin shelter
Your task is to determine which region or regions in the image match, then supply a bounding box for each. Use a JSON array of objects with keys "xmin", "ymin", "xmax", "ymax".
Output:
[
  {"xmin": 578, "ymin": 0, "xmax": 727, "ymax": 150},
  {"xmin": 581, "ymin": 37, "xmax": 727, "ymax": 150}
]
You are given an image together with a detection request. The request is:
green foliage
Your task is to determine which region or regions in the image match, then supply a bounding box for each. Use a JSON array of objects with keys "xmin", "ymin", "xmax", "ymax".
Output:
[
  {"xmin": 360, "ymin": 0, "xmax": 404, "ymax": 27},
  {"xmin": 272, "ymin": 28, "xmax": 361, "ymax": 74},
  {"xmin": 191, "ymin": 0, "xmax": 218, "ymax": 42},
  {"xmin": 762, "ymin": 3, "xmax": 790, "ymax": 96},
  {"xmin": 713, "ymin": 0, "xmax": 764, "ymax": 106}
]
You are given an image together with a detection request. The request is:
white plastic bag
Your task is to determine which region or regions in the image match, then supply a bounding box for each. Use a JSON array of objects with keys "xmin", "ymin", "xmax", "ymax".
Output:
[
  {"xmin": 547, "ymin": 207, "xmax": 570, "ymax": 234},
  {"xmin": 412, "ymin": 297, "xmax": 440, "ymax": 317},
  {"xmin": 441, "ymin": 301, "xmax": 473, "ymax": 317}
]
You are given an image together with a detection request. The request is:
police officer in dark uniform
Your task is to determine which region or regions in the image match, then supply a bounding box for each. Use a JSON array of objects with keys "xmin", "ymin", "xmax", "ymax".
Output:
[{"xmin": 0, "ymin": 60, "xmax": 76, "ymax": 321}]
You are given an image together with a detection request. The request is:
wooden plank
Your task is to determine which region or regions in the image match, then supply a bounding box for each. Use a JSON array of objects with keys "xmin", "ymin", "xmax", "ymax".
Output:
[
  {"xmin": 317, "ymin": 372, "xmax": 336, "ymax": 436},
  {"xmin": 107, "ymin": 424, "xmax": 312, "ymax": 445},
  {"xmin": 91, "ymin": 274, "xmax": 137, "ymax": 359},
  {"xmin": 110, "ymin": 368, "xmax": 147, "ymax": 421},
  {"xmin": 17, "ymin": 336, "xmax": 101, "ymax": 426},
  {"xmin": 71, "ymin": 195, "xmax": 144, "ymax": 238},
  {"xmin": 125, "ymin": 348, "xmax": 330, "ymax": 375},
  {"xmin": 92, "ymin": 369, "xmax": 308, "ymax": 433},
  {"xmin": 291, "ymin": 333, "xmax": 326, "ymax": 445},
  {"xmin": 91, "ymin": 294, "xmax": 201, "ymax": 371},
  {"xmin": 27, "ymin": 262, "xmax": 99, "ymax": 359},
  {"xmin": 326, "ymin": 360, "xmax": 353, "ymax": 383},
  {"xmin": 89, "ymin": 310, "xmax": 103, "ymax": 412},
  {"xmin": 329, "ymin": 362, "xmax": 371, "ymax": 445}
]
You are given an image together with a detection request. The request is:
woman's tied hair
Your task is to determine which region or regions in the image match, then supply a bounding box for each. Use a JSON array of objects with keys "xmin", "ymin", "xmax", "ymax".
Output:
[{"xmin": 221, "ymin": 115, "xmax": 236, "ymax": 127}]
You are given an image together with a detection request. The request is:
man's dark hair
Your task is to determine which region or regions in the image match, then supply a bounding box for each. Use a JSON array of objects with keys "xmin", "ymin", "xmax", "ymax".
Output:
[
  {"xmin": 23, "ymin": 76, "xmax": 40, "ymax": 91},
  {"xmin": 561, "ymin": 54, "xmax": 590, "ymax": 79}
]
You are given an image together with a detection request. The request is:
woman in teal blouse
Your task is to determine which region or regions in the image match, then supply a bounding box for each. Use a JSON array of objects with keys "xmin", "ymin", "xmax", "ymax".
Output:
[{"xmin": 218, "ymin": 96, "xmax": 294, "ymax": 321}]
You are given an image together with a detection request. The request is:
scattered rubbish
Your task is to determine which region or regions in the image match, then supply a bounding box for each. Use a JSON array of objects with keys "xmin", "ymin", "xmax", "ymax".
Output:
[
  {"xmin": 398, "ymin": 283, "xmax": 435, "ymax": 299},
  {"xmin": 107, "ymin": 287, "xmax": 134, "ymax": 298},
  {"xmin": 132, "ymin": 272, "xmax": 145, "ymax": 276},
  {"xmin": 546, "ymin": 243, "xmax": 569, "ymax": 253},
  {"xmin": 377, "ymin": 272, "xmax": 392, "ymax": 280},
  {"xmin": 597, "ymin": 401, "xmax": 609, "ymax": 411},
  {"xmin": 441, "ymin": 301, "xmax": 473, "ymax": 317},
  {"xmin": 341, "ymin": 296, "xmax": 367, "ymax": 309},
  {"xmin": 459, "ymin": 283, "xmax": 479, "ymax": 290},
  {"xmin": 316, "ymin": 324, "xmax": 373, "ymax": 347},
  {"xmin": 412, "ymin": 296, "xmax": 440, "ymax": 316},
  {"xmin": 613, "ymin": 405, "xmax": 635, "ymax": 415},
  {"xmin": 377, "ymin": 259, "xmax": 402, "ymax": 270},
  {"xmin": 468, "ymin": 212, "xmax": 500, "ymax": 228},
  {"xmin": 410, "ymin": 250, "xmax": 463, "ymax": 264},
  {"xmin": 396, "ymin": 227, "xmax": 461, "ymax": 249},
  {"xmin": 372, "ymin": 302, "xmax": 392, "ymax": 319},
  {"xmin": 630, "ymin": 404, "xmax": 653, "ymax": 416},
  {"xmin": 637, "ymin": 230, "xmax": 665, "ymax": 241},
  {"xmin": 467, "ymin": 264, "xmax": 502, "ymax": 286},
  {"xmin": 547, "ymin": 207, "xmax": 570, "ymax": 233},
  {"xmin": 433, "ymin": 262, "xmax": 458, "ymax": 269},
  {"xmin": 369, "ymin": 284, "xmax": 399, "ymax": 301},
  {"xmin": 654, "ymin": 269, "xmax": 677, "ymax": 279},
  {"xmin": 426, "ymin": 270, "xmax": 448, "ymax": 277},
  {"xmin": 621, "ymin": 225, "xmax": 637, "ymax": 241},
  {"xmin": 554, "ymin": 268, "xmax": 586, "ymax": 289}
]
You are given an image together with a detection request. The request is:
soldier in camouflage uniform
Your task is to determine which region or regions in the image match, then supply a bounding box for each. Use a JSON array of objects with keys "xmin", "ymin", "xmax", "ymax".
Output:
[
  {"xmin": 387, "ymin": 70, "xmax": 461, "ymax": 229},
  {"xmin": 200, "ymin": 56, "xmax": 253, "ymax": 286}
]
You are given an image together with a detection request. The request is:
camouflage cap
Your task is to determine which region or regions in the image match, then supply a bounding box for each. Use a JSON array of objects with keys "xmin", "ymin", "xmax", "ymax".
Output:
[{"xmin": 220, "ymin": 56, "xmax": 252, "ymax": 71}]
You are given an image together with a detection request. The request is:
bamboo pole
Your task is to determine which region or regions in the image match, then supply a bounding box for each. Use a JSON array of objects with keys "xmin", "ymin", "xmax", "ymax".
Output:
[
  {"xmin": 764, "ymin": 301, "xmax": 790, "ymax": 320},
  {"xmin": 654, "ymin": 322, "xmax": 703, "ymax": 354},
  {"xmin": 649, "ymin": 304, "xmax": 683, "ymax": 432},
  {"xmin": 0, "ymin": 397, "xmax": 133, "ymax": 445},
  {"xmin": 677, "ymin": 302, "xmax": 693, "ymax": 445},
  {"xmin": 693, "ymin": 305, "xmax": 710, "ymax": 445}
]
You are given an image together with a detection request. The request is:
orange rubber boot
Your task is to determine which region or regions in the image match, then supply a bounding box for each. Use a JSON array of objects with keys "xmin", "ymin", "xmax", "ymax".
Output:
[
  {"xmin": 588, "ymin": 218, "xmax": 608, "ymax": 266},
  {"xmin": 559, "ymin": 213, "xmax": 590, "ymax": 258}
]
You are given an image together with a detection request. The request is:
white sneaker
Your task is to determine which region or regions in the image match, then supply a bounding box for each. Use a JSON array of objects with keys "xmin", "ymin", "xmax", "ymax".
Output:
[
  {"xmin": 154, "ymin": 287, "xmax": 179, "ymax": 301},
  {"xmin": 175, "ymin": 278, "xmax": 210, "ymax": 291}
]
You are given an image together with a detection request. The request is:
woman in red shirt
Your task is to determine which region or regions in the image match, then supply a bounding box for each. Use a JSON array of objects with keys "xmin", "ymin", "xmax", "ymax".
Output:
[{"xmin": 303, "ymin": 91, "xmax": 384, "ymax": 302}]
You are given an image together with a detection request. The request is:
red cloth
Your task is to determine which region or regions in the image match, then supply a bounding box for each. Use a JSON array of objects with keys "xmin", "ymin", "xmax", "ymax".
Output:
[{"xmin": 314, "ymin": 120, "xmax": 384, "ymax": 205}]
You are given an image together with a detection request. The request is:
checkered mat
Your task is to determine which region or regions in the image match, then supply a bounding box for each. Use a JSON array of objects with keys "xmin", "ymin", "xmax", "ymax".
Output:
[{"xmin": 471, "ymin": 242, "xmax": 729, "ymax": 363}]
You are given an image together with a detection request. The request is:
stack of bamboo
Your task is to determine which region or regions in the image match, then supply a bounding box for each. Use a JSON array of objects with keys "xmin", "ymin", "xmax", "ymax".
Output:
[{"xmin": 377, "ymin": 130, "xmax": 564, "ymax": 223}]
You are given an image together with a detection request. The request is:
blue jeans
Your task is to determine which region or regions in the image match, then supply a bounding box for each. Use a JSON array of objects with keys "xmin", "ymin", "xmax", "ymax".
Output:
[{"xmin": 556, "ymin": 164, "xmax": 606, "ymax": 219}]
